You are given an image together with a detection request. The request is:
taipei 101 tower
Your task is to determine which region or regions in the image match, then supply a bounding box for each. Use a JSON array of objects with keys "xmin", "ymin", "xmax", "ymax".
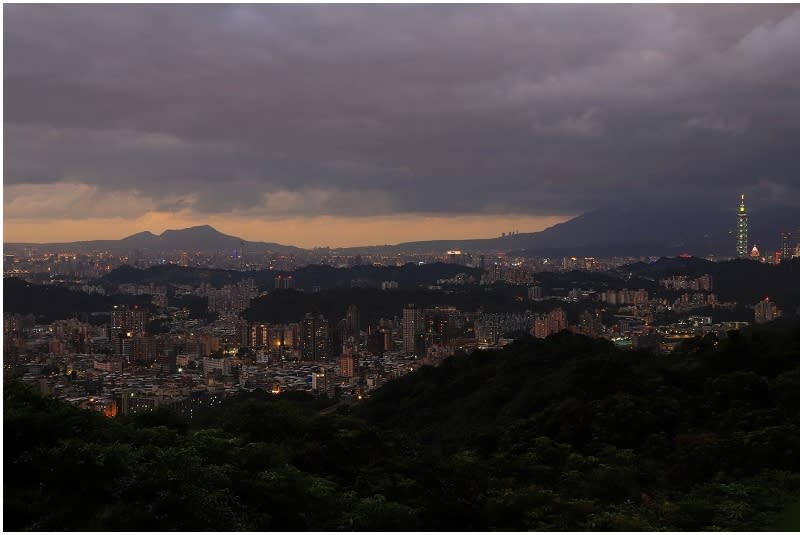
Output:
[{"xmin": 736, "ymin": 194, "xmax": 749, "ymax": 257}]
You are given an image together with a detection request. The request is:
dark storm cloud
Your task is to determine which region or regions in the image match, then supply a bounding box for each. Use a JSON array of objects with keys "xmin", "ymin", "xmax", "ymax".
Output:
[{"xmin": 5, "ymin": 4, "xmax": 800, "ymax": 220}]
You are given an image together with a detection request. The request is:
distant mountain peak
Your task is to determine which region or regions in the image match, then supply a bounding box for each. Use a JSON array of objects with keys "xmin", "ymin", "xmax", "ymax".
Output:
[
  {"xmin": 161, "ymin": 225, "xmax": 226, "ymax": 236},
  {"xmin": 5, "ymin": 225, "xmax": 299, "ymax": 254},
  {"xmin": 178, "ymin": 224, "xmax": 217, "ymax": 232},
  {"xmin": 122, "ymin": 230, "xmax": 157, "ymax": 240}
]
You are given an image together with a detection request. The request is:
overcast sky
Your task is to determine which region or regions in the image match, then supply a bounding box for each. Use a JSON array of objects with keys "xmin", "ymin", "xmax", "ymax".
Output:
[{"xmin": 5, "ymin": 4, "xmax": 800, "ymax": 247}]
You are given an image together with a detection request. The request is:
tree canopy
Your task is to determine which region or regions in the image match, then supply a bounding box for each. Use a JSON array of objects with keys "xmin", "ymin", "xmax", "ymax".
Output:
[{"xmin": 5, "ymin": 322, "xmax": 800, "ymax": 530}]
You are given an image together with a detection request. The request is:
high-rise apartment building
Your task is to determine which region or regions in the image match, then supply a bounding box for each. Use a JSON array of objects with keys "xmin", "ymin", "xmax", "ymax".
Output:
[
  {"xmin": 754, "ymin": 297, "xmax": 781, "ymax": 324},
  {"xmin": 531, "ymin": 308, "xmax": 568, "ymax": 338},
  {"xmin": 110, "ymin": 305, "xmax": 149, "ymax": 357},
  {"xmin": 548, "ymin": 308, "xmax": 568, "ymax": 333},
  {"xmin": 250, "ymin": 323, "xmax": 270, "ymax": 348},
  {"xmin": 475, "ymin": 313, "xmax": 502, "ymax": 346},
  {"xmin": 207, "ymin": 279, "xmax": 257, "ymax": 320},
  {"xmin": 337, "ymin": 350, "xmax": 359, "ymax": 378},
  {"xmin": 111, "ymin": 305, "xmax": 148, "ymax": 335},
  {"xmin": 528, "ymin": 285, "xmax": 543, "ymax": 300},
  {"xmin": 736, "ymin": 194, "xmax": 748, "ymax": 257},
  {"xmin": 533, "ymin": 317, "xmax": 549, "ymax": 339},
  {"xmin": 345, "ymin": 304, "xmax": 360, "ymax": 341},
  {"xmin": 781, "ymin": 232, "xmax": 792, "ymax": 261},
  {"xmin": 301, "ymin": 313, "xmax": 329, "ymax": 361},
  {"xmin": 274, "ymin": 275, "xmax": 295, "ymax": 289},
  {"xmin": 402, "ymin": 304, "xmax": 424, "ymax": 355}
]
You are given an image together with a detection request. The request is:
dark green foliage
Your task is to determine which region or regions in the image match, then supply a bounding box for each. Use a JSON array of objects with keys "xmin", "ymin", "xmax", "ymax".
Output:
[
  {"xmin": 243, "ymin": 286, "xmax": 553, "ymax": 325},
  {"xmin": 5, "ymin": 323, "xmax": 800, "ymax": 530},
  {"xmin": 96, "ymin": 262, "xmax": 482, "ymax": 293},
  {"xmin": 624, "ymin": 257, "xmax": 800, "ymax": 314},
  {"xmin": 168, "ymin": 294, "xmax": 217, "ymax": 320},
  {"xmin": 4, "ymin": 277, "xmax": 151, "ymax": 322}
]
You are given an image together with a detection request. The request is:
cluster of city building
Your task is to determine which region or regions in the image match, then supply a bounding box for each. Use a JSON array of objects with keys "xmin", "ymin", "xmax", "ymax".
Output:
[
  {"xmin": 3, "ymin": 194, "xmax": 795, "ymax": 419},
  {"xmin": 8, "ymin": 252, "xmax": 789, "ymax": 422}
]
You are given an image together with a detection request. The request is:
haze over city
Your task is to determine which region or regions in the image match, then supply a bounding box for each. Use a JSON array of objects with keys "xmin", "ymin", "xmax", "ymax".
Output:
[{"xmin": 5, "ymin": 4, "xmax": 800, "ymax": 247}]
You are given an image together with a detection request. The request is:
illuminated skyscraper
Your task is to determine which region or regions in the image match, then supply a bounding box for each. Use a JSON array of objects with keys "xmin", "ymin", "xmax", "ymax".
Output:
[
  {"xmin": 345, "ymin": 304, "xmax": 360, "ymax": 341},
  {"xmin": 736, "ymin": 195, "xmax": 748, "ymax": 258},
  {"xmin": 781, "ymin": 232, "xmax": 792, "ymax": 260},
  {"xmin": 402, "ymin": 304, "xmax": 424, "ymax": 355},
  {"xmin": 301, "ymin": 313, "xmax": 329, "ymax": 361},
  {"xmin": 754, "ymin": 297, "xmax": 781, "ymax": 324},
  {"xmin": 548, "ymin": 308, "xmax": 568, "ymax": 334}
]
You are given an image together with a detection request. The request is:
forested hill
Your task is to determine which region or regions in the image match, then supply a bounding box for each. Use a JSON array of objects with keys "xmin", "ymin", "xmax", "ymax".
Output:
[
  {"xmin": 96, "ymin": 262, "xmax": 482, "ymax": 291},
  {"xmin": 358, "ymin": 325, "xmax": 800, "ymax": 443},
  {"xmin": 621, "ymin": 257, "xmax": 800, "ymax": 313},
  {"xmin": 5, "ymin": 325, "xmax": 800, "ymax": 531},
  {"xmin": 3, "ymin": 277, "xmax": 151, "ymax": 323},
  {"xmin": 357, "ymin": 324, "xmax": 800, "ymax": 530}
]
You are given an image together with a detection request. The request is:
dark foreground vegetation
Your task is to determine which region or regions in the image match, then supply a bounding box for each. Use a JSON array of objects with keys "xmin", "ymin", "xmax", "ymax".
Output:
[{"xmin": 5, "ymin": 323, "xmax": 800, "ymax": 530}]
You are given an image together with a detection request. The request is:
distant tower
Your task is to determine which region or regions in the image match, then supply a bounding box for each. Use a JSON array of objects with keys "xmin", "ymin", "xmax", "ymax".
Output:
[{"xmin": 736, "ymin": 195, "xmax": 748, "ymax": 258}]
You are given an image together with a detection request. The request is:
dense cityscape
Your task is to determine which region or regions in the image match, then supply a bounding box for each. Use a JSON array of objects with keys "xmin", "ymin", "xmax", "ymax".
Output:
[{"xmin": 4, "ymin": 195, "xmax": 798, "ymax": 421}]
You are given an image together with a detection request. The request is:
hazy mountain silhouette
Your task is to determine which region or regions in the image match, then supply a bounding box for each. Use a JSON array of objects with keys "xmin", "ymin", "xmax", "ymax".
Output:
[
  {"xmin": 337, "ymin": 204, "xmax": 799, "ymax": 257},
  {"xmin": 5, "ymin": 225, "xmax": 302, "ymax": 254},
  {"xmin": 5, "ymin": 205, "xmax": 798, "ymax": 257}
]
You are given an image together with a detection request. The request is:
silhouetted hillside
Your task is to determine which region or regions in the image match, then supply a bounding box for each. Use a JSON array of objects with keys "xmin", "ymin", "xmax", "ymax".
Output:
[
  {"xmin": 622, "ymin": 257, "xmax": 800, "ymax": 312},
  {"xmin": 5, "ymin": 225, "xmax": 302, "ymax": 254},
  {"xmin": 339, "ymin": 204, "xmax": 799, "ymax": 257},
  {"xmin": 243, "ymin": 286, "xmax": 554, "ymax": 326},
  {"xmin": 3, "ymin": 278, "xmax": 151, "ymax": 323},
  {"xmin": 97, "ymin": 262, "xmax": 481, "ymax": 292},
  {"xmin": 98, "ymin": 264, "xmax": 248, "ymax": 288},
  {"xmin": 118, "ymin": 225, "xmax": 300, "ymax": 253}
]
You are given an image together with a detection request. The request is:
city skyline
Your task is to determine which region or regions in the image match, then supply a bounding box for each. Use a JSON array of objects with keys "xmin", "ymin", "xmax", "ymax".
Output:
[{"xmin": 5, "ymin": 5, "xmax": 800, "ymax": 246}]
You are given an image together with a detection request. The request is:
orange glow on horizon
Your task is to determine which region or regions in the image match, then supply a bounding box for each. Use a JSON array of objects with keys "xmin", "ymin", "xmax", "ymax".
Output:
[{"xmin": 4, "ymin": 213, "xmax": 573, "ymax": 249}]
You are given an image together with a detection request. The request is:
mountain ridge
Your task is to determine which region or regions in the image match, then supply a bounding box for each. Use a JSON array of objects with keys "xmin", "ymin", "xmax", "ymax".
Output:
[
  {"xmin": 5, "ymin": 225, "xmax": 304, "ymax": 254},
  {"xmin": 5, "ymin": 206, "xmax": 798, "ymax": 257}
]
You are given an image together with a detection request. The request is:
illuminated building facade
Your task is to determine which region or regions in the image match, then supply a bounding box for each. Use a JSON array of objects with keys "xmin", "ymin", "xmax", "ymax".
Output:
[
  {"xmin": 301, "ymin": 313, "xmax": 329, "ymax": 361},
  {"xmin": 781, "ymin": 232, "xmax": 792, "ymax": 260},
  {"xmin": 337, "ymin": 351, "xmax": 358, "ymax": 378},
  {"xmin": 754, "ymin": 297, "xmax": 781, "ymax": 324},
  {"xmin": 402, "ymin": 304, "xmax": 424, "ymax": 355},
  {"xmin": 274, "ymin": 275, "xmax": 295, "ymax": 289},
  {"xmin": 736, "ymin": 194, "xmax": 748, "ymax": 257},
  {"xmin": 344, "ymin": 304, "xmax": 360, "ymax": 341},
  {"xmin": 530, "ymin": 308, "xmax": 568, "ymax": 339}
]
